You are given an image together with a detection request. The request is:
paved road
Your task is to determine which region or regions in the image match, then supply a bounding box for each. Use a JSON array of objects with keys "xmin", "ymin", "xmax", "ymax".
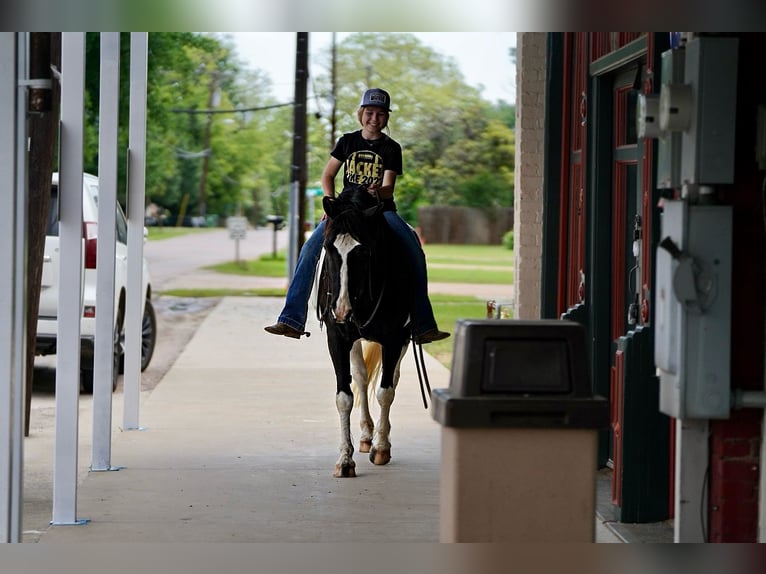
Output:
[{"xmin": 143, "ymin": 226, "xmax": 288, "ymax": 291}]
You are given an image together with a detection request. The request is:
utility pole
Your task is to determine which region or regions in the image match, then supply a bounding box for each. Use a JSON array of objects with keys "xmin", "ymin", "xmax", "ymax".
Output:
[
  {"xmin": 330, "ymin": 32, "xmax": 337, "ymax": 150},
  {"xmin": 288, "ymin": 32, "xmax": 308, "ymax": 278},
  {"xmin": 26, "ymin": 32, "xmax": 61, "ymax": 436},
  {"xmin": 198, "ymin": 71, "xmax": 218, "ymax": 218}
]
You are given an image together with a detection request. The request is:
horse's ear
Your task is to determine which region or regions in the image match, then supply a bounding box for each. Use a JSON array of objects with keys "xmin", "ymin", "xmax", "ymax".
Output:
[{"xmin": 323, "ymin": 196, "xmax": 338, "ymax": 219}]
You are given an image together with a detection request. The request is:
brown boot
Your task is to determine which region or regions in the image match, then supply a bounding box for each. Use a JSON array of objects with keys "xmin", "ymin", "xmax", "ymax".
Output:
[
  {"xmin": 413, "ymin": 328, "xmax": 450, "ymax": 344},
  {"xmin": 264, "ymin": 322, "xmax": 308, "ymax": 339}
]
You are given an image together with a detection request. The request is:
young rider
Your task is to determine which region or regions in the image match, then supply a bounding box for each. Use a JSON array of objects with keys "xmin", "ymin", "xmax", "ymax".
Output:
[{"xmin": 265, "ymin": 88, "xmax": 449, "ymax": 345}]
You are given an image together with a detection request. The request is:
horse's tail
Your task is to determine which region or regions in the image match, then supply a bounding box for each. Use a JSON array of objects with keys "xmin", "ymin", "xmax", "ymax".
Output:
[
  {"xmin": 363, "ymin": 340, "xmax": 383, "ymax": 401},
  {"xmin": 352, "ymin": 340, "xmax": 382, "ymax": 406}
]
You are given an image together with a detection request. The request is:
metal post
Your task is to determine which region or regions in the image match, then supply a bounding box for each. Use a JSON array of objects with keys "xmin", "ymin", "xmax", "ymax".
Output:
[
  {"xmin": 52, "ymin": 31, "xmax": 87, "ymax": 526},
  {"xmin": 11, "ymin": 31, "xmax": 29, "ymax": 544},
  {"xmin": 287, "ymin": 181, "xmax": 299, "ymax": 282},
  {"xmin": 0, "ymin": 32, "xmax": 15, "ymax": 544},
  {"xmin": 92, "ymin": 32, "xmax": 120, "ymax": 471},
  {"xmin": 123, "ymin": 32, "xmax": 148, "ymax": 430},
  {"xmin": 0, "ymin": 31, "xmax": 27, "ymax": 544},
  {"xmin": 674, "ymin": 418, "xmax": 709, "ymax": 542}
]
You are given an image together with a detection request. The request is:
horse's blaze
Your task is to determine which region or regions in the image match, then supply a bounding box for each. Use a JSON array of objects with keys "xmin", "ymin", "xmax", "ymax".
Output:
[
  {"xmin": 334, "ymin": 464, "xmax": 357, "ymax": 478},
  {"xmin": 370, "ymin": 447, "xmax": 391, "ymax": 466},
  {"xmin": 359, "ymin": 439, "xmax": 372, "ymax": 453},
  {"xmin": 332, "ymin": 233, "xmax": 360, "ymax": 322}
]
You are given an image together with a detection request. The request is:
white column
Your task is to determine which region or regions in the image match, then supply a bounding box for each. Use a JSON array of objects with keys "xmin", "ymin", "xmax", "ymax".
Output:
[
  {"xmin": 91, "ymin": 32, "xmax": 121, "ymax": 471},
  {"xmin": 52, "ymin": 32, "xmax": 87, "ymax": 526},
  {"xmin": 0, "ymin": 31, "xmax": 27, "ymax": 544},
  {"xmin": 123, "ymin": 32, "xmax": 148, "ymax": 430}
]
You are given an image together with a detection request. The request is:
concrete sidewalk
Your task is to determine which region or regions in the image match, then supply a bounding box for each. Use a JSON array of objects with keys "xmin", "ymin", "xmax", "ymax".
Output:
[
  {"xmin": 27, "ymin": 295, "xmax": 622, "ymax": 543},
  {"xmin": 34, "ymin": 297, "xmax": 446, "ymax": 542}
]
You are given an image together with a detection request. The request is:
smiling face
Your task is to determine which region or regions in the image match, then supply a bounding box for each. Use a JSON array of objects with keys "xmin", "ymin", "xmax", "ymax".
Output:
[{"xmin": 357, "ymin": 106, "xmax": 389, "ymax": 138}]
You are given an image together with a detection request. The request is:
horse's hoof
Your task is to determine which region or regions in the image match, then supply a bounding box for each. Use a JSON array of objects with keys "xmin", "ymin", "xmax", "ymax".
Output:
[
  {"xmin": 369, "ymin": 447, "xmax": 391, "ymax": 465},
  {"xmin": 333, "ymin": 464, "xmax": 356, "ymax": 478},
  {"xmin": 359, "ymin": 439, "xmax": 372, "ymax": 453}
]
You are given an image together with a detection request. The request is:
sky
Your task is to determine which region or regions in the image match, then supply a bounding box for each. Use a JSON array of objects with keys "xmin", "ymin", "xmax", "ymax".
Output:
[{"xmin": 225, "ymin": 32, "xmax": 517, "ymax": 106}]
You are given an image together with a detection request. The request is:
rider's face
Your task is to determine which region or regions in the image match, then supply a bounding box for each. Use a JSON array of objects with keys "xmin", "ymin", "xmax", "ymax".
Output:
[{"xmin": 360, "ymin": 106, "xmax": 388, "ymax": 133}]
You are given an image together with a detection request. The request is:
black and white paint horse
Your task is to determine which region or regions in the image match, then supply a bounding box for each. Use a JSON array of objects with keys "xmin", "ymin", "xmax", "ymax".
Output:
[{"xmin": 317, "ymin": 186, "xmax": 413, "ymax": 478}]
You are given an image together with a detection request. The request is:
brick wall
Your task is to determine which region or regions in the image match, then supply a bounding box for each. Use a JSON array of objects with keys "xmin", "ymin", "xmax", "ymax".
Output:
[
  {"xmin": 708, "ymin": 412, "xmax": 762, "ymax": 541},
  {"xmin": 513, "ymin": 33, "xmax": 547, "ymax": 320}
]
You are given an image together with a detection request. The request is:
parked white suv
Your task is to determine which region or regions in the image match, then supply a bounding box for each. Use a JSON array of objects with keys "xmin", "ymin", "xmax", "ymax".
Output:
[{"xmin": 35, "ymin": 172, "xmax": 157, "ymax": 393}]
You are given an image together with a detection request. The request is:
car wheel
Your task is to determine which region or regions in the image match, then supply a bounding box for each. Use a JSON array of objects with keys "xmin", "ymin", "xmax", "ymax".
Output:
[
  {"xmin": 80, "ymin": 369, "xmax": 95, "ymax": 394},
  {"xmin": 80, "ymin": 310, "xmax": 122, "ymax": 394},
  {"xmin": 112, "ymin": 310, "xmax": 123, "ymax": 390},
  {"xmin": 118, "ymin": 298, "xmax": 157, "ymax": 373},
  {"xmin": 141, "ymin": 299, "xmax": 157, "ymax": 371}
]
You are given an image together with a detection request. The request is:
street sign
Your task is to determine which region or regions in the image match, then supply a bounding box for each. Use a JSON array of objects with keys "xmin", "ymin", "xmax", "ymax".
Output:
[{"xmin": 227, "ymin": 216, "xmax": 247, "ymax": 240}]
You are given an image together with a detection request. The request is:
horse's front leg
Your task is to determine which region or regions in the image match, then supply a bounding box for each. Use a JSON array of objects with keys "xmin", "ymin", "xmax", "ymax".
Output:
[
  {"xmin": 370, "ymin": 344, "xmax": 408, "ymax": 466},
  {"xmin": 335, "ymin": 384, "xmax": 356, "ymax": 477},
  {"xmin": 329, "ymin": 333, "xmax": 356, "ymax": 478},
  {"xmin": 351, "ymin": 340, "xmax": 374, "ymax": 453}
]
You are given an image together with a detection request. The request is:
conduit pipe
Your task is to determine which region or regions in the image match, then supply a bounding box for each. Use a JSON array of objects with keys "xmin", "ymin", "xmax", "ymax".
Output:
[{"xmin": 732, "ymin": 390, "xmax": 766, "ymax": 410}]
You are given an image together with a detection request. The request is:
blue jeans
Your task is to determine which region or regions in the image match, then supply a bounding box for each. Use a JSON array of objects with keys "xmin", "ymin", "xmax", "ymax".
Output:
[{"xmin": 276, "ymin": 213, "xmax": 437, "ymax": 335}]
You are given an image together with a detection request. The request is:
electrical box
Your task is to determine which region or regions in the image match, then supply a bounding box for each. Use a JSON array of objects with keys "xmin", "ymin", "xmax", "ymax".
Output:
[
  {"xmin": 654, "ymin": 200, "xmax": 732, "ymax": 419},
  {"xmin": 656, "ymin": 48, "xmax": 685, "ymax": 189},
  {"xmin": 681, "ymin": 36, "xmax": 739, "ymax": 185}
]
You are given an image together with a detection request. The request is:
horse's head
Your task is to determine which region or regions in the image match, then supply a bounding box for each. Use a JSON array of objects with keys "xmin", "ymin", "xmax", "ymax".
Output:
[
  {"xmin": 321, "ymin": 186, "xmax": 387, "ymax": 325},
  {"xmin": 322, "ymin": 186, "xmax": 383, "ymax": 229}
]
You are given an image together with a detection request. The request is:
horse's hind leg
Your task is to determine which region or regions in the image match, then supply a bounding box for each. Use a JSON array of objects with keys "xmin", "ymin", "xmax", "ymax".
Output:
[
  {"xmin": 370, "ymin": 344, "xmax": 408, "ymax": 466},
  {"xmin": 351, "ymin": 340, "xmax": 374, "ymax": 453}
]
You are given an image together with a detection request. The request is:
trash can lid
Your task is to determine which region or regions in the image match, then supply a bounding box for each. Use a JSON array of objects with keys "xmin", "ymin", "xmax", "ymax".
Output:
[
  {"xmin": 431, "ymin": 389, "xmax": 610, "ymax": 429},
  {"xmin": 449, "ymin": 319, "xmax": 594, "ymax": 398}
]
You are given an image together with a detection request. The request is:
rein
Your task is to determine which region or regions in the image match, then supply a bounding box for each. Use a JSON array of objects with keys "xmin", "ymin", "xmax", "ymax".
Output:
[
  {"xmin": 411, "ymin": 339, "xmax": 432, "ymax": 409},
  {"xmin": 358, "ymin": 281, "xmax": 386, "ymax": 330}
]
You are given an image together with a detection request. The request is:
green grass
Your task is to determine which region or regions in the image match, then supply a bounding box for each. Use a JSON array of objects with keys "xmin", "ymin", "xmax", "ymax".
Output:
[
  {"xmin": 170, "ymin": 244, "xmax": 513, "ymax": 369},
  {"xmin": 208, "ymin": 245, "xmax": 513, "ymax": 284},
  {"xmin": 428, "ymin": 266, "xmax": 513, "ymax": 284},
  {"xmin": 423, "ymin": 244, "xmax": 513, "ymax": 265},
  {"xmin": 207, "ymin": 253, "xmax": 287, "ymax": 277},
  {"xmin": 146, "ymin": 226, "xmax": 218, "ymax": 241},
  {"xmin": 427, "ymin": 293, "xmax": 510, "ymax": 368},
  {"xmin": 425, "ymin": 244, "xmax": 513, "ymax": 284}
]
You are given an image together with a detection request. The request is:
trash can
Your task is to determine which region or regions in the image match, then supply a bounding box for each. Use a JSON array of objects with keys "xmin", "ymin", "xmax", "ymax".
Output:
[{"xmin": 431, "ymin": 319, "xmax": 610, "ymax": 542}]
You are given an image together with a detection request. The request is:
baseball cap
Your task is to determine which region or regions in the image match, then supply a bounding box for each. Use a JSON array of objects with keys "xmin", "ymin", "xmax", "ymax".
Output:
[{"xmin": 359, "ymin": 88, "xmax": 391, "ymax": 111}]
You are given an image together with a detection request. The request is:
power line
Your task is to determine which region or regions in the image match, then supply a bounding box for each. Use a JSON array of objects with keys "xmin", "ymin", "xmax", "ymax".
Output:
[{"xmin": 170, "ymin": 101, "xmax": 293, "ymax": 114}]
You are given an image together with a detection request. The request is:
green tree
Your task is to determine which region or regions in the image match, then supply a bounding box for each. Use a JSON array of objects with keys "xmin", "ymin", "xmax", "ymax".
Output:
[
  {"xmin": 309, "ymin": 33, "xmax": 515, "ymax": 224},
  {"xmin": 81, "ymin": 32, "xmax": 516, "ymax": 227}
]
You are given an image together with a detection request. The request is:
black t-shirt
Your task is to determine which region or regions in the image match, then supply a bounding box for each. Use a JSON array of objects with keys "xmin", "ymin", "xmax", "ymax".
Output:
[{"xmin": 330, "ymin": 130, "xmax": 403, "ymax": 190}]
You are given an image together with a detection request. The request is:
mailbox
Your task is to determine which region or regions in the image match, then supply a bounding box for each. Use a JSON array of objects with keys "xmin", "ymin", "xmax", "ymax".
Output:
[{"xmin": 432, "ymin": 318, "xmax": 610, "ymax": 543}]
